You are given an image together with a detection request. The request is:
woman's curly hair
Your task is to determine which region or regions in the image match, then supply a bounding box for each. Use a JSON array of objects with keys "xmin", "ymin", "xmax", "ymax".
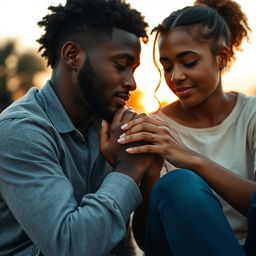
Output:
[
  {"xmin": 150, "ymin": 0, "xmax": 251, "ymax": 110},
  {"xmin": 194, "ymin": 0, "xmax": 251, "ymax": 66},
  {"xmin": 37, "ymin": 0, "xmax": 148, "ymax": 67},
  {"xmin": 152, "ymin": 0, "xmax": 251, "ymax": 69}
]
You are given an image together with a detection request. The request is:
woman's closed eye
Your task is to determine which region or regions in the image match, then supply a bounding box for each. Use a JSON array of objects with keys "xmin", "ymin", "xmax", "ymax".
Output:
[{"xmin": 183, "ymin": 59, "xmax": 199, "ymax": 68}]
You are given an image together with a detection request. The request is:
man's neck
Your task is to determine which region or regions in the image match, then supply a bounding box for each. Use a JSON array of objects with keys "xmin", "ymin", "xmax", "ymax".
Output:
[{"xmin": 50, "ymin": 74, "xmax": 94, "ymax": 135}]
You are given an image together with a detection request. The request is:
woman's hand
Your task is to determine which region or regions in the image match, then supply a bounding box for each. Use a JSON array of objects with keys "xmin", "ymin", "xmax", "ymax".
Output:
[
  {"xmin": 117, "ymin": 115, "xmax": 198, "ymax": 169},
  {"xmin": 100, "ymin": 109, "xmax": 163, "ymax": 184}
]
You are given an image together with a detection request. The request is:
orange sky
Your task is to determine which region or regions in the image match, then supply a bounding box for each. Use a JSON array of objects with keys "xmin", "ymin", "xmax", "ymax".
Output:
[{"xmin": 1, "ymin": 0, "xmax": 255, "ymax": 113}]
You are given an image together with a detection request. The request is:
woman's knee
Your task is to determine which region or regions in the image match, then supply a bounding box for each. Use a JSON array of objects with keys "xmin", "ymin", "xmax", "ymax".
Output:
[{"xmin": 151, "ymin": 169, "xmax": 212, "ymax": 205}]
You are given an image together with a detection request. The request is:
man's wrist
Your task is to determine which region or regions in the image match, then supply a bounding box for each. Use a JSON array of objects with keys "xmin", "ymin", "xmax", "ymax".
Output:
[{"xmin": 113, "ymin": 160, "xmax": 145, "ymax": 185}]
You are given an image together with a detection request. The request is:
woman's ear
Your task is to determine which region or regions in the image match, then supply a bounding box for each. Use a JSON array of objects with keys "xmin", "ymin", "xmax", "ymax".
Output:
[
  {"xmin": 216, "ymin": 46, "xmax": 229, "ymax": 70},
  {"xmin": 61, "ymin": 41, "xmax": 86, "ymax": 71}
]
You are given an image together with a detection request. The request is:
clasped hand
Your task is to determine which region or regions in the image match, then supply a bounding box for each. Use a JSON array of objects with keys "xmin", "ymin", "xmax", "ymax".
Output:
[
  {"xmin": 115, "ymin": 114, "xmax": 197, "ymax": 169},
  {"xmin": 100, "ymin": 108, "xmax": 163, "ymax": 184}
]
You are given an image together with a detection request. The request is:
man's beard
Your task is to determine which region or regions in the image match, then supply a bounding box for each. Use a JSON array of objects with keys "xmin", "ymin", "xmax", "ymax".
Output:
[{"xmin": 78, "ymin": 57, "xmax": 114, "ymax": 122}]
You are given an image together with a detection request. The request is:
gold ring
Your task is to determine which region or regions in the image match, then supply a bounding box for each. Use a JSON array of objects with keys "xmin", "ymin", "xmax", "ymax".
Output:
[{"xmin": 151, "ymin": 133, "xmax": 155, "ymax": 140}]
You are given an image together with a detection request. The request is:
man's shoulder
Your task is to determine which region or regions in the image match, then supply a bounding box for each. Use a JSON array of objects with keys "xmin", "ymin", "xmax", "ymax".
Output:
[{"xmin": 0, "ymin": 87, "xmax": 52, "ymax": 132}]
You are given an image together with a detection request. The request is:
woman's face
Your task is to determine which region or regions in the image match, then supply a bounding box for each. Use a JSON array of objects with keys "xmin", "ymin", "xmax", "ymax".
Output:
[{"xmin": 158, "ymin": 28, "xmax": 222, "ymax": 107}]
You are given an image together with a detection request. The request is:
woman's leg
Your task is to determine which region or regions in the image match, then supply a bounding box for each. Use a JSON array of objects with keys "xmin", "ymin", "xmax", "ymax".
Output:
[{"xmin": 145, "ymin": 169, "xmax": 245, "ymax": 256}]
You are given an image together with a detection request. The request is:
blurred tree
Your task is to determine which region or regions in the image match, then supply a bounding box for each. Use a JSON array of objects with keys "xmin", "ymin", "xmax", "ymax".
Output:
[
  {"xmin": 0, "ymin": 39, "xmax": 149, "ymax": 114},
  {"xmin": 0, "ymin": 40, "xmax": 46, "ymax": 112},
  {"xmin": 0, "ymin": 41, "xmax": 14, "ymax": 112},
  {"xmin": 14, "ymin": 52, "xmax": 45, "ymax": 97}
]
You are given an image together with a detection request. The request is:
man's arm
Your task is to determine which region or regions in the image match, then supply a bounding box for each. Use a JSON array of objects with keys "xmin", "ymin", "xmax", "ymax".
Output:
[
  {"xmin": 100, "ymin": 109, "xmax": 164, "ymax": 250},
  {"xmin": 118, "ymin": 115, "xmax": 256, "ymax": 216},
  {"xmin": 0, "ymin": 118, "xmax": 141, "ymax": 256},
  {"xmin": 132, "ymin": 165, "xmax": 161, "ymax": 250}
]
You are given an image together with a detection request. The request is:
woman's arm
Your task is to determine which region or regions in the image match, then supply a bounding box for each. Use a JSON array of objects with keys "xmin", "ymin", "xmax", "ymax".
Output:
[{"xmin": 118, "ymin": 115, "xmax": 256, "ymax": 216}]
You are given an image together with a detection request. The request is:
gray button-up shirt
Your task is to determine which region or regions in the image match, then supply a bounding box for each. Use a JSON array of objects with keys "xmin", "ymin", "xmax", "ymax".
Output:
[{"xmin": 0, "ymin": 81, "xmax": 141, "ymax": 256}]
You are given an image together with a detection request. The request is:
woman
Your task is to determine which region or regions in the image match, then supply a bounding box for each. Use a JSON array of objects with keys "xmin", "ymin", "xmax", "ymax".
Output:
[{"xmin": 116, "ymin": 0, "xmax": 256, "ymax": 255}]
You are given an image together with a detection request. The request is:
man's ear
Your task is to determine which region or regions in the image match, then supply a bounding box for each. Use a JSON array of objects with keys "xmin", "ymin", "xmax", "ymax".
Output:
[
  {"xmin": 61, "ymin": 41, "xmax": 86, "ymax": 71},
  {"xmin": 216, "ymin": 46, "xmax": 229, "ymax": 70}
]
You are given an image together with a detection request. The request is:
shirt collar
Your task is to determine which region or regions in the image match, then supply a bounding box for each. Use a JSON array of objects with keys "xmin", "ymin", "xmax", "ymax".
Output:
[{"xmin": 38, "ymin": 80, "xmax": 76, "ymax": 133}]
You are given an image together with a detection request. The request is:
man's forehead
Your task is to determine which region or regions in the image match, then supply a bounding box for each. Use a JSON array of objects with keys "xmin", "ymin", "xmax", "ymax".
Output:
[
  {"xmin": 111, "ymin": 28, "xmax": 140, "ymax": 44},
  {"xmin": 89, "ymin": 28, "xmax": 141, "ymax": 58},
  {"xmin": 96, "ymin": 28, "xmax": 139, "ymax": 51}
]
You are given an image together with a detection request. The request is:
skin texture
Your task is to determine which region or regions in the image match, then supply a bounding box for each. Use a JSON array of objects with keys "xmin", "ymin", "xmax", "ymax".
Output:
[
  {"xmin": 51, "ymin": 28, "xmax": 141, "ymax": 133},
  {"xmin": 78, "ymin": 30, "xmax": 141, "ymax": 122},
  {"xmin": 159, "ymin": 28, "xmax": 222, "ymax": 108},
  {"xmin": 117, "ymin": 27, "xmax": 256, "ymax": 249},
  {"xmin": 50, "ymin": 27, "xmax": 162, "ymax": 185},
  {"xmin": 159, "ymin": 28, "xmax": 236, "ymax": 128}
]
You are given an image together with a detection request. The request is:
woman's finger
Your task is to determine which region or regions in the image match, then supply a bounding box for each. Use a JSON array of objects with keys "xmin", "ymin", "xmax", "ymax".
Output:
[
  {"xmin": 120, "ymin": 122, "xmax": 160, "ymax": 138},
  {"xmin": 120, "ymin": 123, "xmax": 172, "ymax": 144},
  {"xmin": 118, "ymin": 131, "xmax": 160, "ymax": 144},
  {"xmin": 121, "ymin": 115, "xmax": 163, "ymax": 131},
  {"xmin": 126, "ymin": 144, "xmax": 162, "ymax": 154}
]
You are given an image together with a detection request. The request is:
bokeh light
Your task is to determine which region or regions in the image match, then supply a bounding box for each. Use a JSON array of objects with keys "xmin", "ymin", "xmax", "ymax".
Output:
[{"xmin": 1, "ymin": 0, "xmax": 255, "ymax": 113}]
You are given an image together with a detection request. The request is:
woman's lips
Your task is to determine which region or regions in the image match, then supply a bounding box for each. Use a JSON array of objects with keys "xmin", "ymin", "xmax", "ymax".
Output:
[{"xmin": 174, "ymin": 86, "xmax": 195, "ymax": 98}]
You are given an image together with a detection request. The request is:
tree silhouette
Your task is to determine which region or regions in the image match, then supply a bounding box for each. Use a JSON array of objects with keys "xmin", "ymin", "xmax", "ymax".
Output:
[
  {"xmin": 0, "ymin": 40, "xmax": 46, "ymax": 112},
  {"xmin": 0, "ymin": 41, "xmax": 14, "ymax": 112},
  {"xmin": 0, "ymin": 39, "xmax": 149, "ymax": 113}
]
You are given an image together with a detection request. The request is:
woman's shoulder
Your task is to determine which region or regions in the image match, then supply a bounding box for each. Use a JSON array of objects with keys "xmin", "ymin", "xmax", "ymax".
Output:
[
  {"xmin": 153, "ymin": 101, "xmax": 180, "ymax": 117},
  {"xmin": 236, "ymin": 92, "xmax": 256, "ymax": 113},
  {"xmin": 149, "ymin": 102, "xmax": 188, "ymax": 129}
]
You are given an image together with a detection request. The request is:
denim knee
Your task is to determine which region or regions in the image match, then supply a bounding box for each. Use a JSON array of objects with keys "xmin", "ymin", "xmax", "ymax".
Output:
[
  {"xmin": 148, "ymin": 169, "xmax": 245, "ymax": 256},
  {"xmin": 151, "ymin": 169, "xmax": 215, "ymax": 208}
]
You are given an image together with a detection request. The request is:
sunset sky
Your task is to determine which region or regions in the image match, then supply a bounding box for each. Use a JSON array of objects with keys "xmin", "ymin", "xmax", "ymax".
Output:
[{"xmin": 1, "ymin": 0, "xmax": 255, "ymax": 112}]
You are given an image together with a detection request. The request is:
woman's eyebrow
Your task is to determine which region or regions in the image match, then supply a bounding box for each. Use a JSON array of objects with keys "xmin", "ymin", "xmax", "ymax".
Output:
[
  {"xmin": 175, "ymin": 50, "xmax": 198, "ymax": 59},
  {"xmin": 159, "ymin": 50, "xmax": 198, "ymax": 62}
]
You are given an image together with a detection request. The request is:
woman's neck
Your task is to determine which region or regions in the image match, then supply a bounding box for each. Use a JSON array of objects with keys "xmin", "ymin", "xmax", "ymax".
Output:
[{"xmin": 162, "ymin": 91, "xmax": 237, "ymax": 128}]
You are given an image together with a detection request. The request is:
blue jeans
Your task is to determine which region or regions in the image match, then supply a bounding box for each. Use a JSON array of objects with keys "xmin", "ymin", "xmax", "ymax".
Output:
[
  {"xmin": 244, "ymin": 191, "xmax": 256, "ymax": 256},
  {"xmin": 145, "ymin": 169, "xmax": 246, "ymax": 256}
]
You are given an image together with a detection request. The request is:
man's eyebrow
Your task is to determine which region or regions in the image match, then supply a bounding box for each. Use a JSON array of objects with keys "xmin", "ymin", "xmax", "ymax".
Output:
[{"xmin": 115, "ymin": 53, "xmax": 135, "ymax": 62}]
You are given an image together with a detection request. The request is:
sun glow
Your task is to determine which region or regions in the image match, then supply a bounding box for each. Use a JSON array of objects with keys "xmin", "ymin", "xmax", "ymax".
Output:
[
  {"xmin": 128, "ymin": 0, "xmax": 256, "ymax": 113},
  {"xmin": 1, "ymin": 0, "xmax": 256, "ymax": 114}
]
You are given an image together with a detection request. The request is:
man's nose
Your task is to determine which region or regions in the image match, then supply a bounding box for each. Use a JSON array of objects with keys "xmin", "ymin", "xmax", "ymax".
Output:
[{"xmin": 123, "ymin": 73, "xmax": 137, "ymax": 91}]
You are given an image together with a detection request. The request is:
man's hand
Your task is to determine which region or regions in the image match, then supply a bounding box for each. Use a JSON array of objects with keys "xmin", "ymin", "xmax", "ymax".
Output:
[
  {"xmin": 100, "ymin": 107, "xmax": 137, "ymax": 166},
  {"xmin": 100, "ymin": 107, "xmax": 163, "ymax": 184}
]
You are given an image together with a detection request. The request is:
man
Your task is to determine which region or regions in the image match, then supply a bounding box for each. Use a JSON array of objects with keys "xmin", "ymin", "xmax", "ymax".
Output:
[{"xmin": 0, "ymin": 0, "xmax": 161, "ymax": 255}]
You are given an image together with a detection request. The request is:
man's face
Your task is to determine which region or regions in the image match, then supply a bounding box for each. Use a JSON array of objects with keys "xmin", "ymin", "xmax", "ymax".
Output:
[{"xmin": 78, "ymin": 28, "xmax": 141, "ymax": 121}]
